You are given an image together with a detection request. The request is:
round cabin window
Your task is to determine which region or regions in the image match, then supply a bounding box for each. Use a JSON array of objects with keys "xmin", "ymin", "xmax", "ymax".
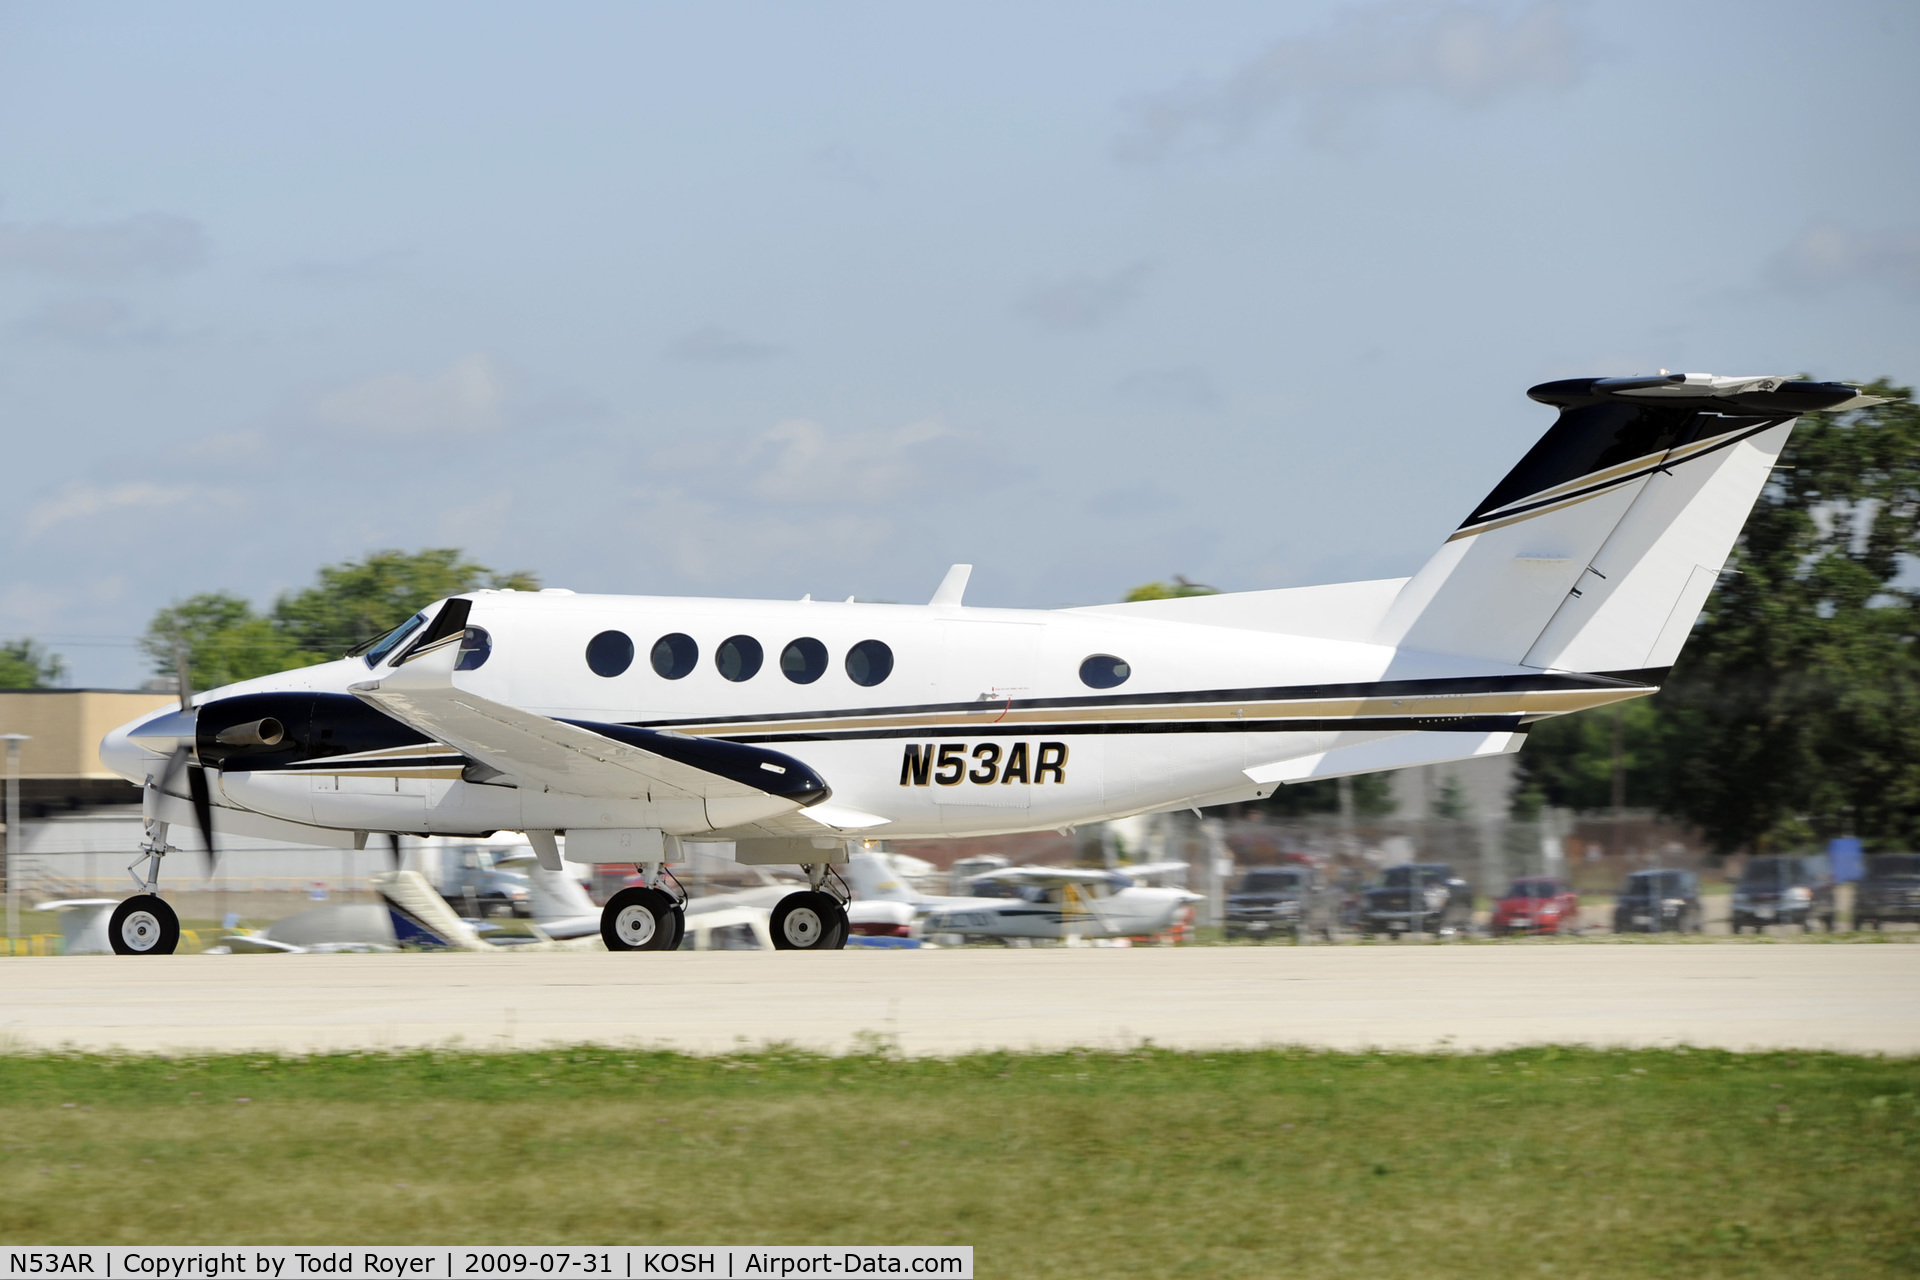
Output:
[
  {"xmin": 650, "ymin": 632, "xmax": 699, "ymax": 680},
  {"xmin": 716, "ymin": 635, "xmax": 764, "ymax": 682},
  {"xmin": 845, "ymin": 639, "xmax": 894, "ymax": 687},
  {"xmin": 1079, "ymin": 653, "xmax": 1131, "ymax": 689},
  {"xmin": 586, "ymin": 630, "xmax": 635, "ymax": 678},
  {"xmin": 455, "ymin": 627, "xmax": 492, "ymax": 671},
  {"xmin": 781, "ymin": 637, "xmax": 828, "ymax": 684}
]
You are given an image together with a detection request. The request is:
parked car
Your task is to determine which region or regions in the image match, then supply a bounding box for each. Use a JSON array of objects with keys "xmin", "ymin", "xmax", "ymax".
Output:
[
  {"xmin": 1731, "ymin": 855, "xmax": 1834, "ymax": 933},
  {"xmin": 1357, "ymin": 863, "xmax": 1473, "ymax": 938},
  {"xmin": 1491, "ymin": 876, "xmax": 1579, "ymax": 935},
  {"xmin": 1225, "ymin": 865, "xmax": 1338, "ymax": 942},
  {"xmin": 1612, "ymin": 869, "xmax": 1702, "ymax": 933},
  {"xmin": 1855, "ymin": 854, "xmax": 1920, "ymax": 930}
]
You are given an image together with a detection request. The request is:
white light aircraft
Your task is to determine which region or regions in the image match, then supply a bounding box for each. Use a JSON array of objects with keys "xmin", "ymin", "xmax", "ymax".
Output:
[
  {"xmin": 101, "ymin": 373, "xmax": 1881, "ymax": 955},
  {"xmin": 844, "ymin": 851, "xmax": 1194, "ymax": 944}
]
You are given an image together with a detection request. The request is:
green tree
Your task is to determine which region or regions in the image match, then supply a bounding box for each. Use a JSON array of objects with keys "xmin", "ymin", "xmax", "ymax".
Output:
[
  {"xmin": 141, "ymin": 592, "xmax": 315, "ymax": 691},
  {"xmin": 143, "ymin": 549, "xmax": 540, "ymax": 691},
  {"xmin": 1432, "ymin": 775, "xmax": 1470, "ymax": 820},
  {"xmin": 1511, "ymin": 698, "xmax": 1664, "ymax": 817},
  {"xmin": 1260, "ymin": 773, "xmax": 1396, "ymax": 818},
  {"xmin": 1656, "ymin": 380, "xmax": 1920, "ymax": 853},
  {"xmin": 273, "ymin": 548, "xmax": 538, "ymax": 659},
  {"xmin": 0, "ymin": 638, "xmax": 67, "ymax": 689},
  {"xmin": 1124, "ymin": 576, "xmax": 1219, "ymax": 602}
]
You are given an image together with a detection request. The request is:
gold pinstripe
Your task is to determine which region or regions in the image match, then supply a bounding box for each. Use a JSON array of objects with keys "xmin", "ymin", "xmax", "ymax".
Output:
[{"xmin": 661, "ymin": 683, "xmax": 1651, "ymax": 739}]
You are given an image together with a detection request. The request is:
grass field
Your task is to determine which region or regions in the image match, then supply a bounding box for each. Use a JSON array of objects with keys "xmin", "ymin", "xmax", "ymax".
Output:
[{"xmin": 1, "ymin": 1046, "xmax": 1915, "ymax": 1277}]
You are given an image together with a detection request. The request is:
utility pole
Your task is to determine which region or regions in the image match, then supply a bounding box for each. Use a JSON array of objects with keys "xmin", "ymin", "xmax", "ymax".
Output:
[
  {"xmin": 1610, "ymin": 704, "xmax": 1627, "ymax": 864},
  {"xmin": 3, "ymin": 734, "xmax": 29, "ymax": 951}
]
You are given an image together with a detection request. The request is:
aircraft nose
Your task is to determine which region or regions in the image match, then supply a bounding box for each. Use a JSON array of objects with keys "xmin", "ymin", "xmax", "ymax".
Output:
[{"xmin": 101, "ymin": 707, "xmax": 193, "ymax": 783}]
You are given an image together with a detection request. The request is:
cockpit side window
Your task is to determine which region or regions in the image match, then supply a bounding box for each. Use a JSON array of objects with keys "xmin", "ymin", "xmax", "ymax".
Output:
[{"xmin": 363, "ymin": 612, "xmax": 429, "ymax": 667}]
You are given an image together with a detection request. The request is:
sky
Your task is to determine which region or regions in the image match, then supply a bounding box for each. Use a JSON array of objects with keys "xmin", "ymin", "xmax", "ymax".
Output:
[{"xmin": 2, "ymin": 0, "xmax": 1916, "ymax": 687}]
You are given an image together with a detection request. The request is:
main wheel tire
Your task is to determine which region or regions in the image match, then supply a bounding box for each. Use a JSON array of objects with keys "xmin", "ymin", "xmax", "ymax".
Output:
[
  {"xmin": 109, "ymin": 895, "xmax": 179, "ymax": 955},
  {"xmin": 771, "ymin": 891, "xmax": 848, "ymax": 950},
  {"xmin": 601, "ymin": 887, "xmax": 677, "ymax": 951},
  {"xmin": 664, "ymin": 905, "xmax": 686, "ymax": 951}
]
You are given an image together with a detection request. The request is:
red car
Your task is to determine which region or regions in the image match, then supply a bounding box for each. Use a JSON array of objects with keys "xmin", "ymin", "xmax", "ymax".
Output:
[{"xmin": 1491, "ymin": 877, "xmax": 1580, "ymax": 936}]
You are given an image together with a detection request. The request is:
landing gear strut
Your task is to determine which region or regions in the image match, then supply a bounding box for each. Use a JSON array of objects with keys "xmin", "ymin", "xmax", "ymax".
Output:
[
  {"xmin": 771, "ymin": 864, "xmax": 850, "ymax": 951},
  {"xmin": 113, "ymin": 821, "xmax": 181, "ymax": 955},
  {"xmin": 601, "ymin": 861, "xmax": 686, "ymax": 952}
]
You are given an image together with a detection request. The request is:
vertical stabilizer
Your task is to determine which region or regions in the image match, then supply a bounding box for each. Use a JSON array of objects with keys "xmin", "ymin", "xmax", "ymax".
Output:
[{"xmin": 1375, "ymin": 375, "xmax": 1877, "ymax": 671}]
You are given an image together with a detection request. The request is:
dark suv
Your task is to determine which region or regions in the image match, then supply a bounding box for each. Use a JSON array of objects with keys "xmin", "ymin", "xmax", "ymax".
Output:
[
  {"xmin": 1357, "ymin": 863, "xmax": 1473, "ymax": 938},
  {"xmin": 1612, "ymin": 869, "xmax": 1702, "ymax": 934},
  {"xmin": 1225, "ymin": 865, "xmax": 1338, "ymax": 942},
  {"xmin": 1856, "ymin": 854, "xmax": 1920, "ymax": 930},
  {"xmin": 1731, "ymin": 855, "xmax": 1834, "ymax": 933}
]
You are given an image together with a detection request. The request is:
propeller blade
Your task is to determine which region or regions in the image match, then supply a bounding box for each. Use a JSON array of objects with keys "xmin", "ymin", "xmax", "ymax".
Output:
[
  {"xmin": 158, "ymin": 742, "xmax": 190, "ymax": 797},
  {"xmin": 174, "ymin": 647, "xmax": 193, "ymax": 715},
  {"xmin": 388, "ymin": 832, "xmax": 403, "ymax": 871},
  {"xmin": 186, "ymin": 762, "xmax": 217, "ymax": 871}
]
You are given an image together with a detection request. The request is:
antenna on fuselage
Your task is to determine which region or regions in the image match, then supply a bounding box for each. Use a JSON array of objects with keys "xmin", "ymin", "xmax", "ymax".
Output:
[{"xmin": 929, "ymin": 564, "xmax": 972, "ymax": 607}]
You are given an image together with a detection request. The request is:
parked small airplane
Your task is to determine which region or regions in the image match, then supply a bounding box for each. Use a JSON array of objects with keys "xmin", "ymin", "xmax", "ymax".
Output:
[
  {"xmin": 101, "ymin": 373, "xmax": 1880, "ymax": 954},
  {"xmin": 847, "ymin": 854, "xmax": 1199, "ymax": 943}
]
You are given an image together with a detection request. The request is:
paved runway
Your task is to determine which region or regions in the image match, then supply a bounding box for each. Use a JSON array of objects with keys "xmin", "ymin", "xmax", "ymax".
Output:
[{"xmin": 1, "ymin": 944, "xmax": 1914, "ymax": 1057}]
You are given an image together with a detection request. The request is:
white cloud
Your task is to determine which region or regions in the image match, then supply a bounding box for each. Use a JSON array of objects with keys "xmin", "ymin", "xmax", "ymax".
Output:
[
  {"xmin": 1117, "ymin": 1, "xmax": 1586, "ymax": 160},
  {"xmin": 24, "ymin": 480, "xmax": 202, "ymax": 538},
  {"xmin": 1016, "ymin": 263, "xmax": 1151, "ymax": 332},
  {"xmin": 313, "ymin": 353, "xmax": 507, "ymax": 433},
  {"xmin": 666, "ymin": 325, "xmax": 784, "ymax": 363},
  {"xmin": 1767, "ymin": 221, "xmax": 1920, "ymax": 298},
  {"xmin": 618, "ymin": 485, "xmax": 897, "ymax": 585},
  {"xmin": 0, "ymin": 213, "xmax": 207, "ymax": 279},
  {"xmin": 743, "ymin": 417, "xmax": 959, "ymax": 503}
]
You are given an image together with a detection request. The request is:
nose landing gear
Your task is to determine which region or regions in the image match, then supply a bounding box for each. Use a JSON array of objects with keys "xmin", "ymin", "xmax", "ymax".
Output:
[
  {"xmin": 111, "ymin": 821, "xmax": 181, "ymax": 955},
  {"xmin": 111, "ymin": 896, "xmax": 179, "ymax": 955}
]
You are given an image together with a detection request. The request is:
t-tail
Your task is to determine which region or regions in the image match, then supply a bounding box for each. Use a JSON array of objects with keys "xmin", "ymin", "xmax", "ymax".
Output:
[{"xmin": 1375, "ymin": 374, "xmax": 1884, "ymax": 675}]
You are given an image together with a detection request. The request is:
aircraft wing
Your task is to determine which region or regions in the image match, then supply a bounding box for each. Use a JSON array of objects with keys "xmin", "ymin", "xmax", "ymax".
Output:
[
  {"xmin": 971, "ymin": 865, "xmax": 1122, "ymax": 888},
  {"xmin": 349, "ymin": 635, "xmax": 830, "ymax": 808}
]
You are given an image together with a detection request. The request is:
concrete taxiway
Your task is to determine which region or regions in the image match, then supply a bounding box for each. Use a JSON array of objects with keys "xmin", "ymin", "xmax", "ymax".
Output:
[{"xmin": 2, "ymin": 944, "xmax": 1914, "ymax": 1056}]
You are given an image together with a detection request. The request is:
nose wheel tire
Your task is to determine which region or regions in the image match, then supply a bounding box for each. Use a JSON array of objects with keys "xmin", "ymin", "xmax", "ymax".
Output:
[
  {"xmin": 601, "ymin": 887, "xmax": 680, "ymax": 951},
  {"xmin": 771, "ymin": 890, "xmax": 849, "ymax": 950},
  {"xmin": 109, "ymin": 895, "xmax": 180, "ymax": 955}
]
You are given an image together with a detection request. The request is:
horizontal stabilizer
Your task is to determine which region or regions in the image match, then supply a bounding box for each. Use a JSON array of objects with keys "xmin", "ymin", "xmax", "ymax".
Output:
[{"xmin": 1245, "ymin": 729, "xmax": 1523, "ymax": 786}]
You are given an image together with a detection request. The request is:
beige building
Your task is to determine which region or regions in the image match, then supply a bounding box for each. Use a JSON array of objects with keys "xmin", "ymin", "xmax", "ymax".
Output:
[{"xmin": 0, "ymin": 689, "xmax": 177, "ymax": 816}]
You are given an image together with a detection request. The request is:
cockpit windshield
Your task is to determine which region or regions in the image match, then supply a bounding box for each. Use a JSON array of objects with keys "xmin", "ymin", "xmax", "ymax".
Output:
[{"xmin": 361, "ymin": 612, "xmax": 429, "ymax": 667}]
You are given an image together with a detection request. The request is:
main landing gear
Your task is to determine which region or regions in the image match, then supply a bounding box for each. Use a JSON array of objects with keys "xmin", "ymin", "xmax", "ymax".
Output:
[
  {"xmin": 770, "ymin": 864, "xmax": 850, "ymax": 951},
  {"xmin": 600, "ymin": 861, "xmax": 850, "ymax": 952},
  {"xmin": 112, "ymin": 822, "xmax": 182, "ymax": 955},
  {"xmin": 601, "ymin": 862, "xmax": 687, "ymax": 951}
]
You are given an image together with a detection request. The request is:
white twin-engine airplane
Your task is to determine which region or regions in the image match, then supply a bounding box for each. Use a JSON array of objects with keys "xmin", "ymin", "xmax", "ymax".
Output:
[{"xmin": 101, "ymin": 372, "xmax": 1880, "ymax": 956}]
